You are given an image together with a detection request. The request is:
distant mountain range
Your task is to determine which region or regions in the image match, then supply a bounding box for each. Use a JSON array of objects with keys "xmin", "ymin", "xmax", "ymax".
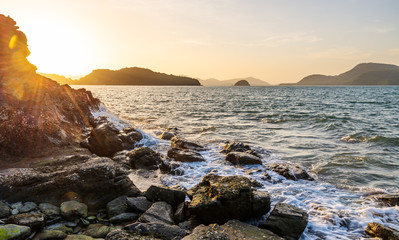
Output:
[
  {"xmin": 40, "ymin": 67, "xmax": 201, "ymax": 86},
  {"xmin": 282, "ymin": 63, "xmax": 399, "ymax": 85},
  {"xmin": 200, "ymin": 77, "xmax": 270, "ymax": 86}
]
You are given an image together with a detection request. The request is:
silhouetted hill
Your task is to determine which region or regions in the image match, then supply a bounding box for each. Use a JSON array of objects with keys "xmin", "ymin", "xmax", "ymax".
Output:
[
  {"xmin": 289, "ymin": 63, "xmax": 399, "ymax": 85},
  {"xmin": 38, "ymin": 73, "xmax": 74, "ymax": 85},
  {"xmin": 234, "ymin": 80, "xmax": 250, "ymax": 86},
  {"xmin": 63, "ymin": 68, "xmax": 201, "ymax": 86},
  {"xmin": 200, "ymin": 77, "xmax": 270, "ymax": 86}
]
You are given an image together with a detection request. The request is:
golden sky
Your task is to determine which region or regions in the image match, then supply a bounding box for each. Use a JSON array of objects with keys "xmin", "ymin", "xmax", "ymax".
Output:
[{"xmin": 2, "ymin": 0, "xmax": 399, "ymax": 84}]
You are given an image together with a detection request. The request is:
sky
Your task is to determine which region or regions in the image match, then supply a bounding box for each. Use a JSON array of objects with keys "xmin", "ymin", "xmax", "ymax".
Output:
[{"xmin": 1, "ymin": 0, "xmax": 399, "ymax": 84}]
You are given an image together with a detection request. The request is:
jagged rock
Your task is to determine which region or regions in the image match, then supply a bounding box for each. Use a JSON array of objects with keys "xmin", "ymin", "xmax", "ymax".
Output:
[
  {"xmin": 182, "ymin": 220, "xmax": 283, "ymax": 240},
  {"xmin": 87, "ymin": 121, "xmax": 123, "ymax": 157},
  {"xmin": 120, "ymin": 127, "xmax": 143, "ymax": 149},
  {"xmin": 0, "ymin": 156, "xmax": 140, "ymax": 210},
  {"xmin": 124, "ymin": 222, "xmax": 188, "ymax": 240},
  {"xmin": 126, "ymin": 197, "xmax": 152, "ymax": 213},
  {"xmin": 33, "ymin": 230, "xmax": 67, "ymax": 240},
  {"xmin": 267, "ymin": 163, "xmax": 314, "ymax": 181},
  {"xmin": 19, "ymin": 202, "xmax": 37, "ymax": 213},
  {"xmin": 107, "ymin": 196, "xmax": 130, "ymax": 218},
  {"xmin": 60, "ymin": 201, "xmax": 88, "ymax": 220},
  {"xmin": 140, "ymin": 202, "xmax": 174, "ymax": 225},
  {"xmin": 38, "ymin": 203, "xmax": 60, "ymax": 218},
  {"xmin": 167, "ymin": 148, "xmax": 205, "ymax": 162},
  {"xmin": 367, "ymin": 194, "xmax": 399, "ymax": 206},
  {"xmin": 129, "ymin": 147, "xmax": 161, "ymax": 170},
  {"xmin": 187, "ymin": 174, "xmax": 270, "ymax": 224},
  {"xmin": 0, "ymin": 201, "xmax": 10, "ymax": 219},
  {"xmin": 226, "ymin": 151, "xmax": 262, "ymax": 165},
  {"xmin": 105, "ymin": 229, "xmax": 162, "ymax": 240},
  {"xmin": 0, "ymin": 224, "xmax": 32, "ymax": 240},
  {"xmin": 365, "ymin": 222, "xmax": 399, "ymax": 240},
  {"xmin": 145, "ymin": 185, "xmax": 186, "ymax": 208},
  {"xmin": 64, "ymin": 235, "xmax": 96, "ymax": 240},
  {"xmin": 171, "ymin": 137, "xmax": 204, "ymax": 151},
  {"xmin": 221, "ymin": 142, "xmax": 252, "ymax": 153},
  {"xmin": 258, "ymin": 203, "xmax": 308, "ymax": 240},
  {"xmin": 160, "ymin": 130, "xmax": 176, "ymax": 140},
  {"xmin": 174, "ymin": 202, "xmax": 189, "ymax": 224},
  {"xmin": 110, "ymin": 213, "xmax": 139, "ymax": 223},
  {"xmin": 112, "ymin": 150, "xmax": 131, "ymax": 167},
  {"xmin": 158, "ymin": 157, "xmax": 183, "ymax": 175},
  {"xmin": 84, "ymin": 224, "xmax": 112, "ymax": 238},
  {"xmin": 6, "ymin": 213, "xmax": 45, "ymax": 230}
]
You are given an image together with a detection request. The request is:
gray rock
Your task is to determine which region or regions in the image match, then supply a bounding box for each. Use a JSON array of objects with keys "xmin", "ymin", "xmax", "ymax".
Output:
[
  {"xmin": 365, "ymin": 222, "xmax": 399, "ymax": 240},
  {"xmin": 105, "ymin": 229, "xmax": 161, "ymax": 240},
  {"xmin": 19, "ymin": 202, "xmax": 37, "ymax": 213},
  {"xmin": 126, "ymin": 197, "xmax": 152, "ymax": 213},
  {"xmin": 124, "ymin": 222, "xmax": 189, "ymax": 240},
  {"xmin": 32, "ymin": 230, "xmax": 67, "ymax": 240},
  {"xmin": 84, "ymin": 223, "xmax": 112, "ymax": 238},
  {"xmin": 107, "ymin": 196, "xmax": 130, "ymax": 218},
  {"xmin": 167, "ymin": 148, "xmax": 205, "ymax": 162},
  {"xmin": 60, "ymin": 201, "xmax": 88, "ymax": 220},
  {"xmin": 39, "ymin": 203, "xmax": 60, "ymax": 218},
  {"xmin": 0, "ymin": 201, "xmax": 11, "ymax": 219},
  {"xmin": 64, "ymin": 235, "xmax": 96, "ymax": 240},
  {"xmin": 45, "ymin": 223, "xmax": 73, "ymax": 233},
  {"xmin": 182, "ymin": 220, "xmax": 283, "ymax": 240},
  {"xmin": 226, "ymin": 151, "xmax": 262, "ymax": 165},
  {"xmin": 258, "ymin": 203, "xmax": 308, "ymax": 240},
  {"xmin": 11, "ymin": 209, "xmax": 19, "ymax": 215},
  {"xmin": 6, "ymin": 213, "xmax": 45, "ymax": 230},
  {"xmin": 129, "ymin": 147, "xmax": 161, "ymax": 170},
  {"xmin": 145, "ymin": 185, "xmax": 186, "ymax": 208},
  {"xmin": 0, "ymin": 224, "xmax": 32, "ymax": 240},
  {"xmin": 174, "ymin": 202, "xmax": 188, "ymax": 224},
  {"xmin": 109, "ymin": 213, "xmax": 139, "ymax": 223},
  {"xmin": 10, "ymin": 203, "xmax": 23, "ymax": 211},
  {"xmin": 267, "ymin": 163, "xmax": 314, "ymax": 181},
  {"xmin": 140, "ymin": 202, "xmax": 174, "ymax": 225}
]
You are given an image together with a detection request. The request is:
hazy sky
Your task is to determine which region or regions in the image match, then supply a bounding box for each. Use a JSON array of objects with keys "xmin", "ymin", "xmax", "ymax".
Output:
[{"xmin": 2, "ymin": 0, "xmax": 399, "ymax": 84}]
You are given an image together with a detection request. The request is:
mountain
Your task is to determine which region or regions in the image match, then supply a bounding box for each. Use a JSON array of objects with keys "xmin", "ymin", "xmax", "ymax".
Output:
[
  {"xmin": 234, "ymin": 80, "xmax": 250, "ymax": 86},
  {"xmin": 53, "ymin": 67, "xmax": 201, "ymax": 86},
  {"xmin": 291, "ymin": 63, "xmax": 399, "ymax": 85},
  {"xmin": 200, "ymin": 77, "xmax": 270, "ymax": 86},
  {"xmin": 38, "ymin": 73, "xmax": 74, "ymax": 84}
]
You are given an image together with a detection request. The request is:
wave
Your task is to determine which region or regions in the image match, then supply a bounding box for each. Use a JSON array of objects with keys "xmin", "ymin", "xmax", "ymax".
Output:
[{"xmin": 341, "ymin": 133, "xmax": 399, "ymax": 146}]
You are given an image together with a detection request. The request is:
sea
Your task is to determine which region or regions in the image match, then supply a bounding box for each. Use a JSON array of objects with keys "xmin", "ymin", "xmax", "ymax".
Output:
[{"xmin": 78, "ymin": 85, "xmax": 399, "ymax": 239}]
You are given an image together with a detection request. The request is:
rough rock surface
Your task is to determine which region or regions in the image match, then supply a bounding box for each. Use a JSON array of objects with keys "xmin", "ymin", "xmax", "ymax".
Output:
[
  {"xmin": 187, "ymin": 174, "xmax": 270, "ymax": 224},
  {"xmin": 221, "ymin": 142, "xmax": 256, "ymax": 155},
  {"xmin": 0, "ymin": 155, "xmax": 140, "ymax": 209},
  {"xmin": 107, "ymin": 196, "xmax": 130, "ymax": 218},
  {"xmin": 226, "ymin": 151, "xmax": 262, "ymax": 165},
  {"xmin": 33, "ymin": 230, "xmax": 67, "ymax": 240},
  {"xmin": 0, "ymin": 201, "xmax": 10, "ymax": 219},
  {"xmin": 87, "ymin": 122, "xmax": 123, "ymax": 157},
  {"xmin": 124, "ymin": 222, "xmax": 188, "ymax": 240},
  {"xmin": 171, "ymin": 137, "xmax": 204, "ymax": 151},
  {"xmin": 267, "ymin": 163, "xmax": 314, "ymax": 181},
  {"xmin": 367, "ymin": 194, "xmax": 399, "ymax": 206},
  {"xmin": 106, "ymin": 229, "xmax": 162, "ymax": 240},
  {"xmin": 19, "ymin": 202, "xmax": 37, "ymax": 213},
  {"xmin": 139, "ymin": 202, "xmax": 174, "ymax": 225},
  {"xmin": 38, "ymin": 203, "xmax": 60, "ymax": 218},
  {"xmin": 6, "ymin": 213, "xmax": 45, "ymax": 230},
  {"xmin": 182, "ymin": 220, "xmax": 283, "ymax": 240},
  {"xmin": 109, "ymin": 212, "xmax": 139, "ymax": 223},
  {"xmin": 0, "ymin": 224, "xmax": 31, "ymax": 240},
  {"xmin": 83, "ymin": 223, "xmax": 112, "ymax": 238},
  {"xmin": 258, "ymin": 202, "xmax": 308, "ymax": 240},
  {"xmin": 167, "ymin": 148, "xmax": 205, "ymax": 162},
  {"xmin": 365, "ymin": 222, "xmax": 399, "ymax": 240},
  {"xmin": 60, "ymin": 201, "xmax": 88, "ymax": 220},
  {"xmin": 145, "ymin": 185, "xmax": 186, "ymax": 208},
  {"xmin": 129, "ymin": 147, "xmax": 162, "ymax": 170},
  {"xmin": 126, "ymin": 197, "xmax": 152, "ymax": 213}
]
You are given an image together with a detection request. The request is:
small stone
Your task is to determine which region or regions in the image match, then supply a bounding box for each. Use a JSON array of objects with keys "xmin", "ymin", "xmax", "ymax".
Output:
[
  {"xmin": 80, "ymin": 218, "xmax": 90, "ymax": 226},
  {"xmin": 60, "ymin": 201, "xmax": 88, "ymax": 220},
  {"xmin": 11, "ymin": 209, "xmax": 18, "ymax": 215},
  {"xmin": 65, "ymin": 221, "xmax": 78, "ymax": 228},
  {"xmin": 84, "ymin": 223, "xmax": 111, "ymax": 238},
  {"xmin": 11, "ymin": 203, "xmax": 23, "ymax": 211},
  {"xmin": 64, "ymin": 235, "xmax": 96, "ymax": 240},
  {"xmin": 20, "ymin": 202, "xmax": 37, "ymax": 213},
  {"xmin": 32, "ymin": 230, "xmax": 67, "ymax": 240},
  {"xmin": 39, "ymin": 203, "xmax": 60, "ymax": 218},
  {"xmin": 126, "ymin": 197, "xmax": 152, "ymax": 213},
  {"xmin": 6, "ymin": 213, "xmax": 45, "ymax": 230},
  {"xmin": 0, "ymin": 201, "xmax": 11, "ymax": 219},
  {"xmin": 109, "ymin": 213, "xmax": 139, "ymax": 223},
  {"xmin": 46, "ymin": 223, "xmax": 73, "ymax": 233},
  {"xmin": 0, "ymin": 224, "xmax": 31, "ymax": 240}
]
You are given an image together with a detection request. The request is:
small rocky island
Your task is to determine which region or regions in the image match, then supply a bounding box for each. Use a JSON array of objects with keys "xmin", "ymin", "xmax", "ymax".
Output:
[
  {"xmin": 234, "ymin": 80, "xmax": 250, "ymax": 86},
  {"xmin": 1, "ymin": 14, "xmax": 398, "ymax": 240}
]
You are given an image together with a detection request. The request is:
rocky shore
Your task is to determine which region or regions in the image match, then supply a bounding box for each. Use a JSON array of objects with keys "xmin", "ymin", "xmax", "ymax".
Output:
[{"xmin": 1, "ymin": 13, "xmax": 398, "ymax": 240}]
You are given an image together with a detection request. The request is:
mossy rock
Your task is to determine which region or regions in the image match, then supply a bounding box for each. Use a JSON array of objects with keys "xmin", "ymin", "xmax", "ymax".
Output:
[{"xmin": 0, "ymin": 224, "xmax": 31, "ymax": 240}]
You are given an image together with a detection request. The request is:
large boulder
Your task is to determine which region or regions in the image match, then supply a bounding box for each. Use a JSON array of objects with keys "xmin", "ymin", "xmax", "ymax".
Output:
[
  {"xmin": 0, "ymin": 201, "xmax": 11, "ymax": 219},
  {"xmin": 187, "ymin": 174, "xmax": 270, "ymax": 224},
  {"xmin": 129, "ymin": 147, "xmax": 162, "ymax": 170},
  {"xmin": 0, "ymin": 224, "xmax": 31, "ymax": 240},
  {"xmin": 124, "ymin": 222, "xmax": 189, "ymax": 240},
  {"xmin": 267, "ymin": 163, "xmax": 314, "ymax": 181},
  {"xmin": 0, "ymin": 155, "xmax": 140, "ymax": 210},
  {"xmin": 6, "ymin": 213, "xmax": 45, "ymax": 230},
  {"xmin": 258, "ymin": 203, "xmax": 308, "ymax": 240},
  {"xmin": 145, "ymin": 185, "xmax": 186, "ymax": 208},
  {"xmin": 87, "ymin": 122, "xmax": 123, "ymax": 157},
  {"xmin": 126, "ymin": 197, "xmax": 152, "ymax": 213},
  {"xmin": 171, "ymin": 137, "xmax": 204, "ymax": 151},
  {"xmin": 365, "ymin": 222, "xmax": 399, "ymax": 240},
  {"xmin": 226, "ymin": 151, "xmax": 262, "ymax": 165},
  {"xmin": 182, "ymin": 220, "xmax": 283, "ymax": 240},
  {"xmin": 167, "ymin": 148, "xmax": 205, "ymax": 162},
  {"xmin": 139, "ymin": 202, "xmax": 174, "ymax": 225}
]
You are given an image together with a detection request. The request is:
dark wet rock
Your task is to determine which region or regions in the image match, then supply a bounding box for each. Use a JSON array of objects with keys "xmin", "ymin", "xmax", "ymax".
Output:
[
  {"xmin": 367, "ymin": 194, "xmax": 399, "ymax": 206},
  {"xmin": 120, "ymin": 127, "xmax": 143, "ymax": 149},
  {"xmin": 226, "ymin": 151, "xmax": 262, "ymax": 165},
  {"xmin": 0, "ymin": 224, "xmax": 32, "ymax": 240},
  {"xmin": 33, "ymin": 230, "xmax": 67, "ymax": 240},
  {"xmin": 6, "ymin": 213, "xmax": 45, "ymax": 230},
  {"xmin": 0, "ymin": 201, "xmax": 11, "ymax": 219},
  {"xmin": 258, "ymin": 202, "xmax": 308, "ymax": 240},
  {"xmin": 87, "ymin": 121, "xmax": 123, "ymax": 157},
  {"xmin": 84, "ymin": 223, "xmax": 112, "ymax": 238},
  {"xmin": 145, "ymin": 185, "xmax": 186, "ymax": 208},
  {"xmin": 110, "ymin": 213, "xmax": 139, "ymax": 223},
  {"xmin": 160, "ymin": 131, "xmax": 176, "ymax": 141},
  {"xmin": 167, "ymin": 148, "xmax": 205, "ymax": 162},
  {"xmin": 129, "ymin": 147, "xmax": 161, "ymax": 170},
  {"xmin": 46, "ymin": 223, "xmax": 73, "ymax": 233},
  {"xmin": 365, "ymin": 222, "xmax": 399, "ymax": 240},
  {"xmin": 267, "ymin": 163, "xmax": 314, "ymax": 181},
  {"xmin": 112, "ymin": 150, "xmax": 131, "ymax": 167},
  {"xmin": 182, "ymin": 220, "xmax": 283, "ymax": 240},
  {"xmin": 174, "ymin": 202, "xmax": 189, "ymax": 224},
  {"xmin": 187, "ymin": 174, "xmax": 271, "ymax": 224},
  {"xmin": 139, "ymin": 202, "xmax": 174, "ymax": 225},
  {"xmin": 60, "ymin": 201, "xmax": 88, "ymax": 220},
  {"xmin": 221, "ymin": 142, "xmax": 251, "ymax": 154},
  {"xmin": 38, "ymin": 203, "xmax": 60, "ymax": 218},
  {"xmin": 171, "ymin": 137, "xmax": 204, "ymax": 151},
  {"xmin": 126, "ymin": 197, "xmax": 152, "ymax": 213},
  {"xmin": 107, "ymin": 196, "xmax": 130, "ymax": 218},
  {"xmin": 178, "ymin": 217, "xmax": 202, "ymax": 231},
  {"xmin": 64, "ymin": 235, "xmax": 96, "ymax": 240},
  {"xmin": 124, "ymin": 222, "xmax": 188, "ymax": 240},
  {"xmin": 105, "ymin": 229, "xmax": 162, "ymax": 240},
  {"xmin": 0, "ymin": 156, "xmax": 140, "ymax": 210},
  {"xmin": 158, "ymin": 157, "xmax": 183, "ymax": 175},
  {"xmin": 19, "ymin": 202, "xmax": 37, "ymax": 213}
]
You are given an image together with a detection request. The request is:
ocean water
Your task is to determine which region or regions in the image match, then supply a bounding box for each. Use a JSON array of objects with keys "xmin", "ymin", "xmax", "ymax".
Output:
[{"xmin": 81, "ymin": 85, "xmax": 399, "ymax": 239}]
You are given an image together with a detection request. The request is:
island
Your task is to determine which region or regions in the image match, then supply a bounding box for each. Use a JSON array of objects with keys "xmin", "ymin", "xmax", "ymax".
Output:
[{"xmin": 234, "ymin": 80, "xmax": 250, "ymax": 86}]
